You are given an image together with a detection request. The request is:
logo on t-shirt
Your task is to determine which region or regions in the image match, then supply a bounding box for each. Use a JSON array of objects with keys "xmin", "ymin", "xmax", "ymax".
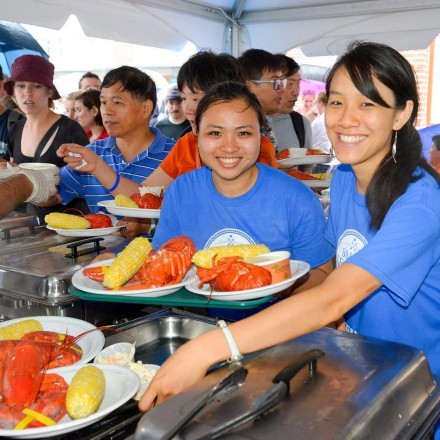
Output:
[
  {"xmin": 205, "ymin": 228, "xmax": 256, "ymax": 248},
  {"xmin": 336, "ymin": 229, "xmax": 368, "ymax": 267}
]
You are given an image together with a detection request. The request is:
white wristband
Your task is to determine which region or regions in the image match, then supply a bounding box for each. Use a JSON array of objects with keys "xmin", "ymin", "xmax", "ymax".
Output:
[{"xmin": 217, "ymin": 320, "xmax": 243, "ymax": 363}]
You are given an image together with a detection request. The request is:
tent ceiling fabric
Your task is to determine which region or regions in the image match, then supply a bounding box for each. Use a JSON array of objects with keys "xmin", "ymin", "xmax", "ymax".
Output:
[{"xmin": 2, "ymin": 0, "xmax": 440, "ymax": 56}]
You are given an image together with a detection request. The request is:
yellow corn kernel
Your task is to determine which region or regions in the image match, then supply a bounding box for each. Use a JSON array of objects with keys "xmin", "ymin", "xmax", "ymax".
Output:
[
  {"xmin": 0, "ymin": 319, "xmax": 43, "ymax": 341},
  {"xmin": 66, "ymin": 365, "xmax": 106, "ymax": 419},
  {"xmin": 114, "ymin": 194, "xmax": 138, "ymax": 208},
  {"xmin": 193, "ymin": 244, "xmax": 270, "ymax": 268},
  {"xmin": 103, "ymin": 237, "xmax": 153, "ymax": 288},
  {"xmin": 45, "ymin": 213, "xmax": 91, "ymax": 230}
]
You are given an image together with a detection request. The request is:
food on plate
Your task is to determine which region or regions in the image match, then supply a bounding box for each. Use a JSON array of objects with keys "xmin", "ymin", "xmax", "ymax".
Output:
[
  {"xmin": 278, "ymin": 148, "xmax": 325, "ymax": 160},
  {"xmin": 66, "ymin": 365, "xmax": 105, "ymax": 419},
  {"xmin": 45, "ymin": 212, "xmax": 112, "ymax": 230},
  {"xmin": 0, "ymin": 369, "xmax": 69, "ymax": 429},
  {"xmin": 82, "ymin": 236, "xmax": 196, "ymax": 291},
  {"xmin": 192, "ymin": 244, "xmax": 270, "ymax": 268},
  {"xmin": 287, "ymin": 169, "xmax": 320, "ymax": 181},
  {"xmin": 128, "ymin": 186, "xmax": 164, "ymax": 209},
  {"xmin": 0, "ymin": 318, "xmax": 43, "ymax": 340},
  {"xmin": 103, "ymin": 237, "xmax": 153, "ymax": 288},
  {"xmin": 129, "ymin": 362, "xmax": 159, "ymax": 400},
  {"xmin": 83, "ymin": 213, "xmax": 112, "ymax": 228},
  {"xmin": 45, "ymin": 212, "xmax": 91, "ymax": 230},
  {"xmin": 95, "ymin": 342, "xmax": 135, "ymax": 366},
  {"xmin": 197, "ymin": 257, "xmax": 272, "ymax": 291},
  {"xmin": 115, "ymin": 193, "xmax": 139, "ymax": 208}
]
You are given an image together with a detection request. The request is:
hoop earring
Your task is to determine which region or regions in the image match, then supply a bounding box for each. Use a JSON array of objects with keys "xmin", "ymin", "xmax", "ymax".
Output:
[{"xmin": 391, "ymin": 131, "xmax": 397, "ymax": 163}]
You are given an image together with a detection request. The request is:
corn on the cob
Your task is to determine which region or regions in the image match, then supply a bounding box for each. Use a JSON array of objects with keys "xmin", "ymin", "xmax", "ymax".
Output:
[
  {"xmin": 66, "ymin": 365, "xmax": 106, "ymax": 419},
  {"xmin": 103, "ymin": 237, "xmax": 153, "ymax": 288},
  {"xmin": 0, "ymin": 319, "xmax": 43, "ymax": 341},
  {"xmin": 193, "ymin": 244, "xmax": 270, "ymax": 268},
  {"xmin": 114, "ymin": 194, "xmax": 139, "ymax": 208},
  {"xmin": 45, "ymin": 212, "xmax": 91, "ymax": 230}
]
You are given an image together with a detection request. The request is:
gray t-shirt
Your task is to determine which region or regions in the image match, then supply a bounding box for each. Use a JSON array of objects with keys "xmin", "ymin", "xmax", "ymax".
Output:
[{"xmin": 267, "ymin": 113, "xmax": 312, "ymax": 152}]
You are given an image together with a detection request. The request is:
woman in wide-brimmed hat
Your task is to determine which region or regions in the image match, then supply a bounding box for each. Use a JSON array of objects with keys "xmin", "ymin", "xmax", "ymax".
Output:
[{"xmin": 3, "ymin": 55, "xmax": 90, "ymax": 220}]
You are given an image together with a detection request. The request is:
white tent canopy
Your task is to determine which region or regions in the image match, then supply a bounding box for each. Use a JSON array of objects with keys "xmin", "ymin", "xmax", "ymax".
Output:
[{"xmin": 1, "ymin": 0, "xmax": 440, "ymax": 56}]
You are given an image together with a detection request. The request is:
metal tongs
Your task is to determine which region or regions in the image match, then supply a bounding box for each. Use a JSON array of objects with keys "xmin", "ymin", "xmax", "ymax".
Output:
[
  {"xmin": 191, "ymin": 348, "xmax": 325, "ymax": 440},
  {"xmin": 134, "ymin": 364, "xmax": 248, "ymax": 440}
]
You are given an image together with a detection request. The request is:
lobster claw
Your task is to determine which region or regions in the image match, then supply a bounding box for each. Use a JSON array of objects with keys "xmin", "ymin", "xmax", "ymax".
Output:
[{"xmin": 82, "ymin": 266, "xmax": 109, "ymax": 282}]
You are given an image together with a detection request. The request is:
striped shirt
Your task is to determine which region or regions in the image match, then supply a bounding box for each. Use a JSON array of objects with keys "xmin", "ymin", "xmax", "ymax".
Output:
[{"xmin": 59, "ymin": 127, "xmax": 175, "ymax": 213}]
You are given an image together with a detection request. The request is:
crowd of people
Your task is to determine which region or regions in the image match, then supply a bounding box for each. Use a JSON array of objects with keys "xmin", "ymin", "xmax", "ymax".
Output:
[{"xmin": 0, "ymin": 40, "xmax": 439, "ymax": 437}]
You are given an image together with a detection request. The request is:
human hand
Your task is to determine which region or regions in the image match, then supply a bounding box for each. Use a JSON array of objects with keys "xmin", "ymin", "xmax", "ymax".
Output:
[
  {"xmin": 18, "ymin": 168, "xmax": 60, "ymax": 203},
  {"xmin": 58, "ymin": 144, "xmax": 101, "ymax": 173},
  {"xmin": 138, "ymin": 339, "xmax": 210, "ymax": 411},
  {"xmin": 115, "ymin": 217, "xmax": 154, "ymax": 238}
]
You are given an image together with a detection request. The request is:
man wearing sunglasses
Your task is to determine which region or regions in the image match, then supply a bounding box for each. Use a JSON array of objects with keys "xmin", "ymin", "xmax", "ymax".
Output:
[
  {"xmin": 238, "ymin": 49, "xmax": 286, "ymax": 150},
  {"xmin": 267, "ymin": 54, "xmax": 313, "ymax": 156}
]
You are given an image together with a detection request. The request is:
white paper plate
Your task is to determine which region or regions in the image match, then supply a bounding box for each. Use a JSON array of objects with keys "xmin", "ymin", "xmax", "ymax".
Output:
[
  {"xmin": 186, "ymin": 260, "xmax": 310, "ymax": 301},
  {"xmin": 46, "ymin": 215, "xmax": 124, "ymax": 237},
  {"xmin": 0, "ymin": 316, "xmax": 105, "ymax": 366},
  {"xmin": 97, "ymin": 200, "xmax": 161, "ymax": 219},
  {"xmin": 277, "ymin": 154, "xmax": 331, "ymax": 166},
  {"xmin": 0, "ymin": 364, "xmax": 140, "ymax": 439},
  {"xmin": 72, "ymin": 259, "xmax": 196, "ymax": 297}
]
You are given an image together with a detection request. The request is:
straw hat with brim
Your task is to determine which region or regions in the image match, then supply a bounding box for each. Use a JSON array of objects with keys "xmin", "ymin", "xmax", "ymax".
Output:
[{"xmin": 4, "ymin": 55, "xmax": 61, "ymax": 100}]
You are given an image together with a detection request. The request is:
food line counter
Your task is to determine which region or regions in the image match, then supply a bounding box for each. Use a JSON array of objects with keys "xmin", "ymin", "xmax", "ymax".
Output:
[{"xmin": 2, "ymin": 213, "xmax": 440, "ymax": 439}]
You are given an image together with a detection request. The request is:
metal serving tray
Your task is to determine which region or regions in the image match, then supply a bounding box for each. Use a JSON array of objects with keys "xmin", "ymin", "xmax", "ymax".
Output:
[
  {"xmin": 135, "ymin": 322, "xmax": 440, "ymax": 440},
  {"xmin": 102, "ymin": 309, "xmax": 218, "ymax": 365}
]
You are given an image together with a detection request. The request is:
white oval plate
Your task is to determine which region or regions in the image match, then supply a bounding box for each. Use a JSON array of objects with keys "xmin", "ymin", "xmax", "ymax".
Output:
[
  {"xmin": 72, "ymin": 258, "xmax": 196, "ymax": 297},
  {"xmin": 0, "ymin": 316, "xmax": 105, "ymax": 366},
  {"xmin": 277, "ymin": 154, "xmax": 331, "ymax": 166},
  {"xmin": 186, "ymin": 260, "xmax": 310, "ymax": 301},
  {"xmin": 46, "ymin": 215, "xmax": 124, "ymax": 237},
  {"xmin": 0, "ymin": 364, "xmax": 140, "ymax": 439},
  {"xmin": 97, "ymin": 200, "xmax": 161, "ymax": 219}
]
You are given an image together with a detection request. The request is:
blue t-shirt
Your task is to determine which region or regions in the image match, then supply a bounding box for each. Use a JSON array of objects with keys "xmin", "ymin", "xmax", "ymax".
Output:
[
  {"xmin": 154, "ymin": 163, "xmax": 333, "ymax": 268},
  {"xmin": 325, "ymin": 164, "xmax": 440, "ymax": 375},
  {"xmin": 59, "ymin": 127, "xmax": 175, "ymax": 213}
]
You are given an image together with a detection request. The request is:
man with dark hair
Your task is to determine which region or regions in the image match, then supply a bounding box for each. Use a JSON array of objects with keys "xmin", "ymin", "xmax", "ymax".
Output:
[
  {"xmin": 267, "ymin": 54, "xmax": 313, "ymax": 154},
  {"xmin": 78, "ymin": 71, "xmax": 101, "ymax": 90},
  {"xmin": 0, "ymin": 65, "xmax": 24, "ymax": 160},
  {"xmin": 430, "ymin": 134, "xmax": 440, "ymax": 173},
  {"xmin": 40, "ymin": 66, "xmax": 175, "ymax": 213}
]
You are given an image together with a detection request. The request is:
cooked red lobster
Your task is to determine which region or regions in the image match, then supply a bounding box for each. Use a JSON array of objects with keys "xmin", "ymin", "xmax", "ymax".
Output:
[{"xmin": 197, "ymin": 256, "xmax": 272, "ymax": 291}]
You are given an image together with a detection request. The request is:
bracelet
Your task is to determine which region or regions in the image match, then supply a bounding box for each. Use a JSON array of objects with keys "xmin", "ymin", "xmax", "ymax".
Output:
[
  {"xmin": 106, "ymin": 173, "xmax": 120, "ymax": 192},
  {"xmin": 217, "ymin": 320, "xmax": 243, "ymax": 363}
]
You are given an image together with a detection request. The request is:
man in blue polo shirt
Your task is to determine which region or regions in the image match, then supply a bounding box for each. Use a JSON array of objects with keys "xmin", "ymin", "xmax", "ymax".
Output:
[{"xmin": 42, "ymin": 66, "xmax": 175, "ymax": 213}]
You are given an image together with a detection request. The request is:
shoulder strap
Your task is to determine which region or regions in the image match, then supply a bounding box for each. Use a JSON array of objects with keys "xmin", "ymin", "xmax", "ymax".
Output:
[
  {"xmin": 289, "ymin": 111, "xmax": 305, "ymax": 148},
  {"xmin": 7, "ymin": 110, "xmax": 21, "ymax": 135},
  {"xmin": 33, "ymin": 117, "xmax": 63, "ymax": 161}
]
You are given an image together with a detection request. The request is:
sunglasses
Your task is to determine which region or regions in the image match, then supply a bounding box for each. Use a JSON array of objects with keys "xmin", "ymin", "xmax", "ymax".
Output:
[{"xmin": 250, "ymin": 78, "xmax": 287, "ymax": 90}]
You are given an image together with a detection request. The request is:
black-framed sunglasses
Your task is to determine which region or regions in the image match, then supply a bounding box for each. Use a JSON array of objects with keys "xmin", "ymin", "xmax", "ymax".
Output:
[{"xmin": 250, "ymin": 78, "xmax": 287, "ymax": 90}]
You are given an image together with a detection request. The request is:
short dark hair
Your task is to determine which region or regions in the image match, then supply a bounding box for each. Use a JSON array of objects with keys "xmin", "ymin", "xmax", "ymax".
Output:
[
  {"xmin": 195, "ymin": 81, "xmax": 265, "ymax": 133},
  {"xmin": 275, "ymin": 54, "xmax": 300, "ymax": 77},
  {"xmin": 102, "ymin": 66, "xmax": 157, "ymax": 111},
  {"xmin": 78, "ymin": 71, "xmax": 101, "ymax": 89},
  {"xmin": 75, "ymin": 88, "xmax": 103, "ymax": 126},
  {"xmin": 238, "ymin": 49, "xmax": 282, "ymax": 80},
  {"xmin": 0, "ymin": 65, "xmax": 3, "ymax": 82},
  {"xmin": 433, "ymin": 134, "xmax": 440, "ymax": 151},
  {"xmin": 177, "ymin": 50, "xmax": 245, "ymax": 93}
]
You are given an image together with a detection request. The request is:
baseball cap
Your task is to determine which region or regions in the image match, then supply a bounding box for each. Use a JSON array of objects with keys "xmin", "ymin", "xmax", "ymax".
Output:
[{"xmin": 165, "ymin": 86, "xmax": 182, "ymax": 102}]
